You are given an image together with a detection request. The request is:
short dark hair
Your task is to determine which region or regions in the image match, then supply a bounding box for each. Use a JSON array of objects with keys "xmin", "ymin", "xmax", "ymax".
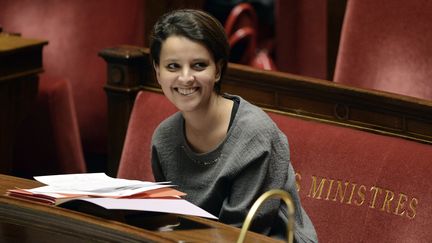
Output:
[{"xmin": 150, "ymin": 9, "xmax": 230, "ymax": 93}]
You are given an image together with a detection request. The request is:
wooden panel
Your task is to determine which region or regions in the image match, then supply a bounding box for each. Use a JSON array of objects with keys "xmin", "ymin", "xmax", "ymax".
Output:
[
  {"xmin": 278, "ymin": 92, "xmax": 335, "ymax": 119},
  {"xmin": 222, "ymin": 82, "xmax": 275, "ymax": 107},
  {"xmin": 349, "ymin": 107, "xmax": 403, "ymax": 131},
  {"xmin": 406, "ymin": 118, "xmax": 432, "ymax": 139},
  {"xmin": 0, "ymin": 35, "xmax": 47, "ymax": 174},
  {"xmin": 99, "ymin": 46, "xmax": 146, "ymax": 176}
]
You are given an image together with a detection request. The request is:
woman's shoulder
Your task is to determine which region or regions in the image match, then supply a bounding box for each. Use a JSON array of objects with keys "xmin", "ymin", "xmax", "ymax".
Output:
[
  {"xmin": 152, "ymin": 112, "xmax": 182, "ymax": 141},
  {"xmin": 226, "ymin": 94, "xmax": 287, "ymax": 144},
  {"xmin": 234, "ymin": 95, "xmax": 279, "ymax": 131}
]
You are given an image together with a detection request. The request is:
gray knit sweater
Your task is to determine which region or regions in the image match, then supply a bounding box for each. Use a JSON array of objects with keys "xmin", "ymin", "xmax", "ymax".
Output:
[{"xmin": 151, "ymin": 94, "xmax": 317, "ymax": 242}]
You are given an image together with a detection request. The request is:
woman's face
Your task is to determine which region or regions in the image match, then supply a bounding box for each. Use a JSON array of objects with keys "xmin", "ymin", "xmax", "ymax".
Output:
[{"xmin": 154, "ymin": 35, "xmax": 222, "ymax": 113}]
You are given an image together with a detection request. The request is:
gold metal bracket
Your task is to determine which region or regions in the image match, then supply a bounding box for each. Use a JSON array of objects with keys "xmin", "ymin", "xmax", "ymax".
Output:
[{"xmin": 237, "ymin": 189, "xmax": 295, "ymax": 243}]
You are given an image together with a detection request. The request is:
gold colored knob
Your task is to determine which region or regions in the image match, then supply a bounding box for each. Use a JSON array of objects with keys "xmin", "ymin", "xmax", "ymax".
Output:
[{"xmin": 237, "ymin": 189, "xmax": 295, "ymax": 243}]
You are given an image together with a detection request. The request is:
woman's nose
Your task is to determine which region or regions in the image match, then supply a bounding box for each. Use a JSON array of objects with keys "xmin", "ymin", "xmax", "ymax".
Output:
[{"xmin": 178, "ymin": 68, "xmax": 195, "ymax": 83}]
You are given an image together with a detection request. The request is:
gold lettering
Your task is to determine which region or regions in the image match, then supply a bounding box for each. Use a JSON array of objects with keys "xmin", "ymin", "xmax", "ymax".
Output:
[
  {"xmin": 305, "ymin": 175, "xmax": 419, "ymax": 220},
  {"xmin": 380, "ymin": 189, "xmax": 395, "ymax": 213},
  {"xmin": 347, "ymin": 183, "xmax": 357, "ymax": 205},
  {"xmin": 394, "ymin": 193, "xmax": 408, "ymax": 216},
  {"xmin": 369, "ymin": 186, "xmax": 382, "ymax": 209},
  {"xmin": 354, "ymin": 185, "xmax": 366, "ymax": 206},
  {"xmin": 325, "ymin": 179, "xmax": 335, "ymax": 201},
  {"xmin": 295, "ymin": 173, "xmax": 302, "ymax": 192},
  {"xmin": 308, "ymin": 176, "xmax": 326, "ymax": 199},
  {"xmin": 332, "ymin": 180, "xmax": 349, "ymax": 203},
  {"xmin": 406, "ymin": 197, "xmax": 418, "ymax": 219}
]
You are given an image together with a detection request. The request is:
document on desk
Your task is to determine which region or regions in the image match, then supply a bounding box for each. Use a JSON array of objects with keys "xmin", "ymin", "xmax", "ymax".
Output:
[
  {"xmin": 77, "ymin": 198, "xmax": 218, "ymax": 219},
  {"xmin": 33, "ymin": 173, "xmax": 171, "ymax": 196},
  {"xmin": 6, "ymin": 173, "xmax": 217, "ymax": 219},
  {"xmin": 6, "ymin": 173, "xmax": 185, "ymax": 205}
]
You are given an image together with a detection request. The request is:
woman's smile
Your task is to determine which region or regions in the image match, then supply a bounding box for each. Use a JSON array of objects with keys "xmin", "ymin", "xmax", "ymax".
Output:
[{"xmin": 175, "ymin": 87, "xmax": 199, "ymax": 96}]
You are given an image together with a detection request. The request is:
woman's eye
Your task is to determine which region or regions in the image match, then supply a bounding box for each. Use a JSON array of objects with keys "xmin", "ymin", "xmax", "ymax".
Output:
[
  {"xmin": 166, "ymin": 63, "xmax": 179, "ymax": 70},
  {"xmin": 193, "ymin": 62, "xmax": 208, "ymax": 70}
]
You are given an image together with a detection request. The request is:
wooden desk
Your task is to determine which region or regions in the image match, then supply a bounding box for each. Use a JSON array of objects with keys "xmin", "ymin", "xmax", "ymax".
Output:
[
  {"xmin": 0, "ymin": 34, "xmax": 47, "ymax": 174},
  {"xmin": 0, "ymin": 174, "xmax": 281, "ymax": 242}
]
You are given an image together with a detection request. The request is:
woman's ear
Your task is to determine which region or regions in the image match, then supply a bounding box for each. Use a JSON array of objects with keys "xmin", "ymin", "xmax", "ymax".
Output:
[
  {"xmin": 153, "ymin": 61, "xmax": 161, "ymax": 80},
  {"xmin": 215, "ymin": 60, "xmax": 224, "ymax": 82},
  {"xmin": 153, "ymin": 61, "xmax": 160, "ymax": 76}
]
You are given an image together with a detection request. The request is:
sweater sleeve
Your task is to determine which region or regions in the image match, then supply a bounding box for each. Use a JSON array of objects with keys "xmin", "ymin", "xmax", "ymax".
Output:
[
  {"xmin": 218, "ymin": 130, "xmax": 290, "ymax": 235},
  {"xmin": 150, "ymin": 113, "xmax": 179, "ymax": 182},
  {"xmin": 151, "ymin": 146, "xmax": 164, "ymax": 182}
]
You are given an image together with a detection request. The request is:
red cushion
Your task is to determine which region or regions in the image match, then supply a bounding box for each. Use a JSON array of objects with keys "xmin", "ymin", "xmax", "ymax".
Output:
[
  {"xmin": 334, "ymin": 1, "xmax": 432, "ymax": 100},
  {"xmin": 13, "ymin": 76, "xmax": 86, "ymax": 178},
  {"xmin": 117, "ymin": 91, "xmax": 177, "ymax": 181}
]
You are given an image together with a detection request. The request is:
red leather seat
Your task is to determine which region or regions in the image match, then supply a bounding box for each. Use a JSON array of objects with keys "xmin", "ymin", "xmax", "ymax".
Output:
[
  {"xmin": 228, "ymin": 27, "xmax": 257, "ymax": 65},
  {"xmin": 224, "ymin": 3, "xmax": 258, "ymax": 39},
  {"xmin": 224, "ymin": 3, "xmax": 277, "ymax": 70},
  {"xmin": 117, "ymin": 91, "xmax": 177, "ymax": 181},
  {"xmin": 12, "ymin": 75, "xmax": 86, "ymax": 178},
  {"xmin": 333, "ymin": 0, "xmax": 432, "ymax": 100},
  {"xmin": 250, "ymin": 49, "xmax": 278, "ymax": 71}
]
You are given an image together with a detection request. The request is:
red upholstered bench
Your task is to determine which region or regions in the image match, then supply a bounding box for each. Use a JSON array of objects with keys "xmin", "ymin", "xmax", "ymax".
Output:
[
  {"xmin": 118, "ymin": 90, "xmax": 432, "ymax": 242},
  {"xmin": 268, "ymin": 112, "xmax": 432, "ymax": 242}
]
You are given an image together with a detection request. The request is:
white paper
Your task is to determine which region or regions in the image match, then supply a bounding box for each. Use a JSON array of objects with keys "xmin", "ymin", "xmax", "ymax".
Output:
[
  {"xmin": 31, "ymin": 173, "xmax": 172, "ymax": 197},
  {"xmin": 28, "ymin": 184, "xmax": 173, "ymax": 197},
  {"xmin": 79, "ymin": 198, "xmax": 218, "ymax": 219},
  {"xmin": 34, "ymin": 173, "xmax": 162, "ymax": 191}
]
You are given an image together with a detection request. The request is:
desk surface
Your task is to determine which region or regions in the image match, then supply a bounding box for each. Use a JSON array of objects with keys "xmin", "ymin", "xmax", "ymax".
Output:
[
  {"xmin": 0, "ymin": 34, "xmax": 47, "ymax": 53},
  {"xmin": 0, "ymin": 174, "xmax": 281, "ymax": 242}
]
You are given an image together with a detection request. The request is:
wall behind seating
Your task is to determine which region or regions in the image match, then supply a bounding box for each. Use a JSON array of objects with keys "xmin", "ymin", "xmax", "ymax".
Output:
[
  {"xmin": 275, "ymin": 0, "xmax": 328, "ymax": 79},
  {"xmin": 0, "ymin": 0, "xmax": 145, "ymax": 169}
]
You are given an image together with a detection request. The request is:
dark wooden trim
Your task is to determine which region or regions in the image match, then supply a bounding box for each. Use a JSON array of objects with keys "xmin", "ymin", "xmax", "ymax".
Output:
[
  {"xmin": 0, "ymin": 35, "xmax": 47, "ymax": 174},
  {"xmin": 98, "ymin": 46, "xmax": 147, "ymax": 176},
  {"xmin": 100, "ymin": 45, "xmax": 432, "ymax": 176}
]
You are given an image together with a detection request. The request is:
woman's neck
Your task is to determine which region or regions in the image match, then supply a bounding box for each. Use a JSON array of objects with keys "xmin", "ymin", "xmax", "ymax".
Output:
[{"xmin": 183, "ymin": 94, "xmax": 234, "ymax": 153}]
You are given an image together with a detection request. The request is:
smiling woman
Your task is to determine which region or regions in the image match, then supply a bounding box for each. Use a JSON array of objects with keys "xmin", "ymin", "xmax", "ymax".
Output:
[
  {"xmin": 154, "ymin": 35, "xmax": 224, "ymax": 115},
  {"xmin": 148, "ymin": 9, "xmax": 317, "ymax": 242}
]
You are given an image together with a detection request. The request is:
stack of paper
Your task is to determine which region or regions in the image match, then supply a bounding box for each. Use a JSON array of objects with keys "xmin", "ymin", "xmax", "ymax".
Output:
[
  {"xmin": 6, "ymin": 173, "xmax": 217, "ymax": 219},
  {"xmin": 7, "ymin": 173, "xmax": 184, "ymax": 204}
]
